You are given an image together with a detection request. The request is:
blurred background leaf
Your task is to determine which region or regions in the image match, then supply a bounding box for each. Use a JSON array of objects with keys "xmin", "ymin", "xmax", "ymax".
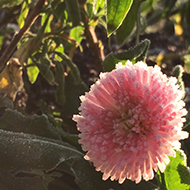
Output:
[{"xmin": 0, "ymin": 0, "xmax": 23, "ymax": 7}]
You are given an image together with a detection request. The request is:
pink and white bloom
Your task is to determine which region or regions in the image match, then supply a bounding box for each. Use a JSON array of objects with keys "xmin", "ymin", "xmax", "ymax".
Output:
[{"xmin": 73, "ymin": 61, "xmax": 188, "ymax": 184}]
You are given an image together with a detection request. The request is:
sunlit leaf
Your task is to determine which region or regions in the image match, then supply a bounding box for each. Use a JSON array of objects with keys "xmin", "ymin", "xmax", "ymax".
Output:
[
  {"xmin": 174, "ymin": 14, "xmax": 183, "ymax": 36},
  {"xmin": 164, "ymin": 150, "xmax": 190, "ymax": 190},
  {"xmin": 172, "ymin": 65, "xmax": 185, "ymax": 98},
  {"xmin": 107, "ymin": 0, "xmax": 133, "ymax": 36},
  {"xmin": 27, "ymin": 58, "xmax": 39, "ymax": 84},
  {"xmin": 18, "ymin": 1, "xmax": 30, "ymax": 28},
  {"xmin": 0, "ymin": 36, "xmax": 4, "ymax": 45},
  {"xmin": 41, "ymin": 13, "xmax": 52, "ymax": 33},
  {"xmin": 116, "ymin": 0, "xmax": 142, "ymax": 45},
  {"xmin": 183, "ymin": 54, "xmax": 190, "ymax": 74},
  {"xmin": 94, "ymin": 0, "xmax": 105, "ymax": 15},
  {"xmin": 70, "ymin": 26, "xmax": 84, "ymax": 47}
]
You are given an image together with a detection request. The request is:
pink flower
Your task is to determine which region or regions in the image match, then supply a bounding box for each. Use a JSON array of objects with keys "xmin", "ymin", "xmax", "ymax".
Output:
[{"xmin": 73, "ymin": 61, "xmax": 188, "ymax": 184}]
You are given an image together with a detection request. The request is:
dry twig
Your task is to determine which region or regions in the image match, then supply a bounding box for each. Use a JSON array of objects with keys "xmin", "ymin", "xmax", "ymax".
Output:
[{"xmin": 0, "ymin": 0, "xmax": 45, "ymax": 72}]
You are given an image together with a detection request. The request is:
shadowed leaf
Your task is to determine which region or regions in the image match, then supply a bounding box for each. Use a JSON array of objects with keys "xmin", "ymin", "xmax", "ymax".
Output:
[
  {"xmin": 0, "ymin": 109, "xmax": 61, "ymax": 140},
  {"xmin": 103, "ymin": 39, "xmax": 150, "ymax": 71},
  {"xmin": 0, "ymin": 129, "xmax": 83, "ymax": 172}
]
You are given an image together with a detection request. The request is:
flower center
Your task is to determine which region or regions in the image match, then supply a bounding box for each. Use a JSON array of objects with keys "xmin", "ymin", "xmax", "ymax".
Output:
[{"xmin": 114, "ymin": 104, "xmax": 148, "ymax": 134}]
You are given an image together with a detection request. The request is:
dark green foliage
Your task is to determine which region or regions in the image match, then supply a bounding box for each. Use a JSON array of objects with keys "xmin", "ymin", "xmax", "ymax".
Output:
[
  {"xmin": 0, "ymin": 0, "xmax": 189, "ymax": 189},
  {"xmin": 116, "ymin": 0, "xmax": 142, "ymax": 45},
  {"xmin": 103, "ymin": 39, "xmax": 150, "ymax": 71}
]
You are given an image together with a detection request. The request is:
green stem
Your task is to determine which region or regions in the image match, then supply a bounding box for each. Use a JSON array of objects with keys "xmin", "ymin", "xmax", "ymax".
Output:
[{"xmin": 135, "ymin": 3, "xmax": 142, "ymax": 45}]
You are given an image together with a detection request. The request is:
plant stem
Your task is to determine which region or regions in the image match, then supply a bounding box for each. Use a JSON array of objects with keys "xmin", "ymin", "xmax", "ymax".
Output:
[
  {"xmin": 0, "ymin": 0, "xmax": 45, "ymax": 73},
  {"xmin": 135, "ymin": 3, "xmax": 142, "ymax": 45},
  {"xmin": 81, "ymin": 6, "xmax": 104, "ymax": 73}
]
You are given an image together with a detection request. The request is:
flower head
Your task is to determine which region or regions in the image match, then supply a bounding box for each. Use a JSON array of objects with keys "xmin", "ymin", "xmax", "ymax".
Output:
[{"xmin": 73, "ymin": 61, "xmax": 188, "ymax": 184}]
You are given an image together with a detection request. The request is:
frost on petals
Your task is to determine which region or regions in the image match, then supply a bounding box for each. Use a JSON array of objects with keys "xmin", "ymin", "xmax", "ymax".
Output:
[{"xmin": 73, "ymin": 61, "xmax": 188, "ymax": 184}]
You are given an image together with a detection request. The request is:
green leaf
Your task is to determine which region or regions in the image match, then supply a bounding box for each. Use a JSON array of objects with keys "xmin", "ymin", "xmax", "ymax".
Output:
[
  {"xmin": 27, "ymin": 58, "xmax": 40, "ymax": 84},
  {"xmin": 18, "ymin": 1, "xmax": 30, "ymax": 28},
  {"xmin": 14, "ymin": 14, "xmax": 50, "ymax": 65},
  {"xmin": 116, "ymin": 0, "xmax": 142, "ymax": 45},
  {"xmin": 172, "ymin": 65, "xmax": 185, "ymax": 98},
  {"xmin": 86, "ymin": 2, "xmax": 93, "ymax": 18},
  {"xmin": 41, "ymin": 13, "xmax": 52, "ymax": 33},
  {"xmin": 54, "ymin": 51, "xmax": 86, "ymax": 85},
  {"xmin": 53, "ymin": 51, "xmax": 88, "ymax": 118},
  {"xmin": 0, "ymin": 0, "xmax": 22, "ymax": 7},
  {"xmin": 35, "ymin": 54, "xmax": 56, "ymax": 85},
  {"xmin": 135, "ymin": 39, "xmax": 150, "ymax": 62},
  {"xmin": 93, "ymin": 0, "xmax": 105, "ymax": 15},
  {"xmin": 55, "ymin": 61, "xmax": 66, "ymax": 106},
  {"xmin": 63, "ymin": 71, "xmax": 88, "ymax": 117},
  {"xmin": 164, "ymin": 150, "xmax": 190, "ymax": 190},
  {"xmin": 70, "ymin": 26, "xmax": 84, "ymax": 49},
  {"xmin": 65, "ymin": 0, "xmax": 81, "ymax": 27},
  {"xmin": 141, "ymin": 0, "xmax": 156, "ymax": 16},
  {"xmin": 0, "ymin": 108, "xmax": 61, "ymax": 140},
  {"xmin": 103, "ymin": 39, "xmax": 150, "ymax": 71},
  {"xmin": 0, "ymin": 129, "xmax": 83, "ymax": 172},
  {"xmin": 183, "ymin": 54, "xmax": 190, "ymax": 74},
  {"xmin": 51, "ymin": 0, "xmax": 67, "ymax": 21},
  {"xmin": 156, "ymin": 170, "xmax": 167, "ymax": 190},
  {"xmin": 185, "ymin": 1, "xmax": 190, "ymax": 42},
  {"xmin": 107, "ymin": 0, "xmax": 133, "ymax": 36}
]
